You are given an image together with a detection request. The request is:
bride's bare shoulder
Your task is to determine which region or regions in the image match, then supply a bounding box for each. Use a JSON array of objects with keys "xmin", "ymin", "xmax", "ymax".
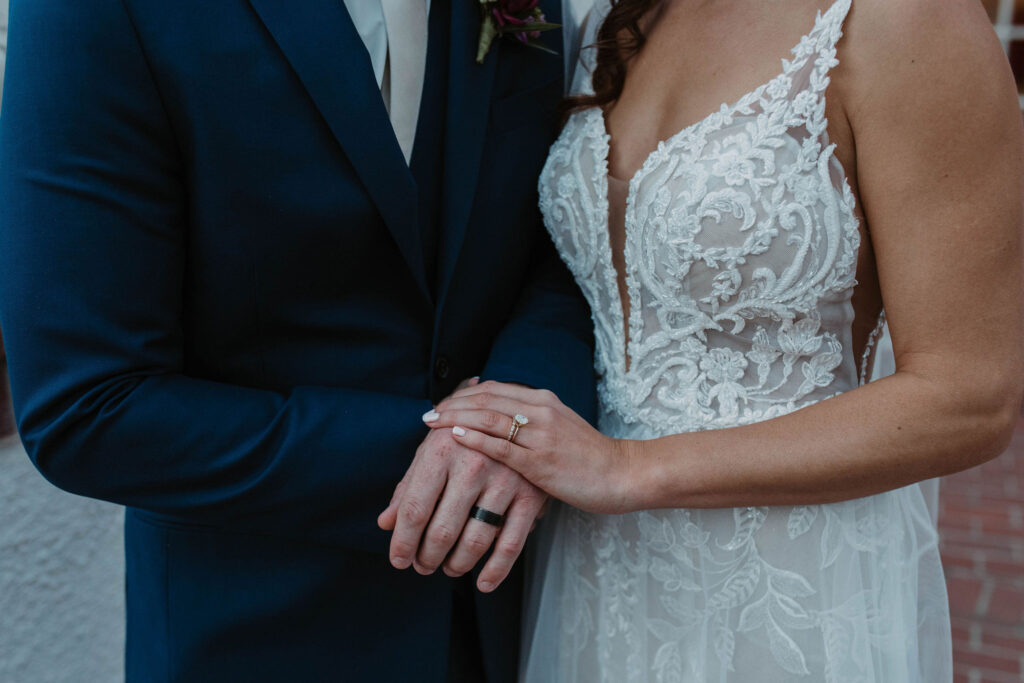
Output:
[
  {"xmin": 838, "ymin": 0, "xmax": 1014, "ymax": 119},
  {"xmin": 845, "ymin": 0, "xmax": 995, "ymax": 34}
]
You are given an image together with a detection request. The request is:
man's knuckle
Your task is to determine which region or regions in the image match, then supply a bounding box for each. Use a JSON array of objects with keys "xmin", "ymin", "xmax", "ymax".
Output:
[
  {"xmin": 505, "ymin": 468, "xmax": 530, "ymax": 489},
  {"xmin": 518, "ymin": 489, "xmax": 545, "ymax": 508},
  {"xmin": 429, "ymin": 523, "xmax": 458, "ymax": 546},
  {"xmin": 391, "ymin": 539, "xmax": 416, "ymax": 557},
  {"xmin": 401, "ymin": 499, "xmax": 430, "ymax": 525},
  {"xmin": 518, "ymin": 499, "xmax": 541, "ymax": 515},
  {"xmin": 464, "ymin": 533, "xmax": 493, "ymax": 554},
  {"xmin": 430, "ymin": 439, "xmax": 453, "ymax": 459},
  {"xmin": 463, "ymin": 452, "xmax": 489, "ymax": 476},
  {"xmin": 495, "ymin": 541, "xmax": 522, "ymax": 562},
  {"xmin": 488, "ymin": 481, "xmax": 513, "ymax": 501},
  {"xmin": 494, "ymin": 468, "xmax": 518, "ymax": 484}
]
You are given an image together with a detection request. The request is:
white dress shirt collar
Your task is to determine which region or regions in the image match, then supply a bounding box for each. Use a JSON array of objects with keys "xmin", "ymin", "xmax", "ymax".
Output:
[
  {"xmin": 342, "ymin": 0, "xmax": 432, "ymax": 91},
  {"xmin": 342, "ymin": 0, "xmax": 594, "ymax": 94}
]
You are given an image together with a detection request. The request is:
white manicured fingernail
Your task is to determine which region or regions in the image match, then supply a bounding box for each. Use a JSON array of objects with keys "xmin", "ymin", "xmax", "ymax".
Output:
[
  {"xmin": 452, "ymin": 426, "xmax": 467, "ymax": 437},
  {"xmin": 422, "ymin": 410, "xmax": 440, "ymax": 423}
]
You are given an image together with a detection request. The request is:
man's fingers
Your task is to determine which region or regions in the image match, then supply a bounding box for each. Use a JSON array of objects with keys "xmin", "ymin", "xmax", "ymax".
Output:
[
  {"xmin": 451, "ymin": 427, "xmax": 533, "ymax": 477},
  {"xmin": 434, "ymin": 389, "xmax": 528, "ymax": 417},
  {"xmin": 377, "ymin": 479, "xmax": 408, "ymax": 531},
  {"xmin": 445, "ymin": 380, "xmax": 546, "ymax": 405},
  {"xmin": 389, "ymin": 469, "xmax": 448, "ymax": 570},
  {"xmin": 442, "ymin": 486, "xmax": 516, "ymax": 578},
  {"xmin": 437, "ymin": 376, "xmax": 480, "ymax": 406},
  {"xmin": 377, "ymin": 506, "xmax": 398, "ymax": 531},
  {"xmin": 414, "ymin": 481, "xmax": 482, "ymax": 574},
  {"xmin": 476, "ymin": 495, "xmax": 544, "ymax": 592}
]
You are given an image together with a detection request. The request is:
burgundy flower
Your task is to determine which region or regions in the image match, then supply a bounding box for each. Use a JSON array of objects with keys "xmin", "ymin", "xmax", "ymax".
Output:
[
  {"xmin": 501, "ymin": 0, "xmax": 540, "ymax": 12},
  {"xmin": 475, "ymin": 0, "xmax": 559, "ymax": 64},
  {"xmin": 493, "ymin": 9, "xmax": 546, "ymax": 42}
]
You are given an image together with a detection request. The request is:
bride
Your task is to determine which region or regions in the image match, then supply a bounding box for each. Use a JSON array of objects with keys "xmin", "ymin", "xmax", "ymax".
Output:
[{"xmin": 420, "ymin": 0, "xmax": 1023, "ymax": 680}]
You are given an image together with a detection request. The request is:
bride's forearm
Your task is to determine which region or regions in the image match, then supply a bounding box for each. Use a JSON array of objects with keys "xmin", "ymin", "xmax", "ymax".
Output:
[
  {"xmin": 429, "ymin": 361, "xmax": 1022, "ymax": 515},
  {"xmin": 627, "ymin": 370, "xmax": 1021, "ymax": 511}
]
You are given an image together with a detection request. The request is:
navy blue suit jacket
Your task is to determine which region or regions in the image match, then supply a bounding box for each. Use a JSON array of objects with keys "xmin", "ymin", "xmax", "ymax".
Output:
[{"xmin": 0, "ymin": 0, "xmax": 596, "ymax": 680}]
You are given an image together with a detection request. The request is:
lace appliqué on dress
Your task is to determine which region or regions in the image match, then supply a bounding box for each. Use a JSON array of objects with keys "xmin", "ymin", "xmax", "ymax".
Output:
[{"xmin": 541, "ymin": 1, "xmax": 862, "ymax": 436}]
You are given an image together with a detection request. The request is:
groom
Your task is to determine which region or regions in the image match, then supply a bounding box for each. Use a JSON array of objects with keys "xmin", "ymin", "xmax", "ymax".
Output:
[{"xmin": 0, "ymin": 0, "xmax": 595, "ymax": 681}]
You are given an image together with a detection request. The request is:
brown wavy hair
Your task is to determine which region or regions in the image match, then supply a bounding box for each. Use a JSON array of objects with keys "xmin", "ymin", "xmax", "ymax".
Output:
[{"xmin": 564, "ymin": 0, "xmax": 661, "ymax": 114}]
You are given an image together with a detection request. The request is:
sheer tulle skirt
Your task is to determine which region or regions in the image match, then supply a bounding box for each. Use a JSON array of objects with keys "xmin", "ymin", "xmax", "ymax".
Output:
[{"xmin": 520, "ymin": 414, "xmax": 951, "ymax": 683}]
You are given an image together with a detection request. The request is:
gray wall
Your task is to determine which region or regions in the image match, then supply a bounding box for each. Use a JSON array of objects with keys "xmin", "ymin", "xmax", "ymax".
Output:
[{"xmin": 0, "ymin": 2, "xmax": 126, "ymax": 680}]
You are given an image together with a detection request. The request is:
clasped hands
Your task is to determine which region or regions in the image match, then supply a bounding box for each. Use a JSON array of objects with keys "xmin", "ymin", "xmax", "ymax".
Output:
[{"xmin": 378, "ymin": 379, "xmax": 636, "ymax": 593}]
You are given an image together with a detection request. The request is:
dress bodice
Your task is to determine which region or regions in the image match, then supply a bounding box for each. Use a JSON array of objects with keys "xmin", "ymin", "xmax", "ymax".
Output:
[{"xmin": 540, "ymin": 0, "xmax": 874, "ymax": 437}]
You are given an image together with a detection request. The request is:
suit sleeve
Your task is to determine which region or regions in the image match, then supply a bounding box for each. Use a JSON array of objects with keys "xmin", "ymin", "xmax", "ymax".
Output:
[
  {"xmin": 0, "ymin": 0, "xmax": 432, "ymax": 551},
  {"xmin": 481, "ymin": 228, "xmax": 598, "ymax": 425}
]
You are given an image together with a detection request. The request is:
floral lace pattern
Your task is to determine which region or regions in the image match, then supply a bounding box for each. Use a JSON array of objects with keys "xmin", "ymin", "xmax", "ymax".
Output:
[
  {"xmin": 523, "ymin": 1, "xmax": 952, "ymax": 681},
  {"xmin": 542, "ymin": 2, "xmax": 863, "ymax": 433}
]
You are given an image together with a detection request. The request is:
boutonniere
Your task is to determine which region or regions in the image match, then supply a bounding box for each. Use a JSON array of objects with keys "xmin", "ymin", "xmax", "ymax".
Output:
[{"xmin": 475, "ymin": 0, "xmax": 560, "ymax": 64}]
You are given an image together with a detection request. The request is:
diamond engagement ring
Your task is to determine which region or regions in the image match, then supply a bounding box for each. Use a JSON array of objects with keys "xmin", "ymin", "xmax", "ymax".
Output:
[{"xmin": 506, "ymin": 413, "xmax": 529, "ymax": 444}]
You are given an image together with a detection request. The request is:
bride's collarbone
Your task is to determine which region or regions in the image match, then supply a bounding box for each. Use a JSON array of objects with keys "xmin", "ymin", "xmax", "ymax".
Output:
[{"xmin": 605, "ymin": 0, "xmax": 845, "ymax": 176}]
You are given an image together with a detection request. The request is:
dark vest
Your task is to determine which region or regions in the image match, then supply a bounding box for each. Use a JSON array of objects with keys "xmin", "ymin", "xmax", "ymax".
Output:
[
  {"xmin": 410, "ymin": 0, "xmax": 450, "ymax": 294},
  {"xmin": 408, "ymin": 6, "xmax": 490, "ymax": 681}
]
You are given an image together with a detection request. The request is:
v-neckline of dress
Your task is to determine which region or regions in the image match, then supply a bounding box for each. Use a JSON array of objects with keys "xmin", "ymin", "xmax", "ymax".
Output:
[{"xmin": 590, "ymin": 0, "xmax": 845, "ymax": 377}]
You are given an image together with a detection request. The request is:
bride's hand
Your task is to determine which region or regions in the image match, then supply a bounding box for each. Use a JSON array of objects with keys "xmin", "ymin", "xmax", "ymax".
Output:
[{"xmin": 424, "ymin": 381, "xmax": 639, "ymax": 514}]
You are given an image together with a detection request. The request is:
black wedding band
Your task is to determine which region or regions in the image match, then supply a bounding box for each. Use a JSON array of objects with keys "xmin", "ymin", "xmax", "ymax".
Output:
[{"xmin": 469, "ymin": 505, "xmax": 506, "ymax": 528}]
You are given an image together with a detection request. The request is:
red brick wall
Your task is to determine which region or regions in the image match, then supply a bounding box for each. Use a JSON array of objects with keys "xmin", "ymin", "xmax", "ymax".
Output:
[{"xmin": 940, "ymin": 418, "xmax": 1024, "ymax": 682}]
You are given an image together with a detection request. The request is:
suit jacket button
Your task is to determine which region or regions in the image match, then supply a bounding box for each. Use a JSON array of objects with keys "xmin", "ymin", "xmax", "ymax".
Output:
[{"xmin": 434, "ymin": 356, "xmax": 450, "ymax": 380}]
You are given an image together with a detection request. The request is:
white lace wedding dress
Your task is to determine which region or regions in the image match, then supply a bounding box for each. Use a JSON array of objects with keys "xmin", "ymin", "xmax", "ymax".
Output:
[{"xmin": 522, "ymin": 1, "xmax": 952, "ymax": 680}]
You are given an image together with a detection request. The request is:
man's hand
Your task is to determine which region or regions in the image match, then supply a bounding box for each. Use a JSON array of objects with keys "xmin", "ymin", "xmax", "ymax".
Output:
[{"xmin": 377, "ymin": 426, "xmax": 547, "ymax": 593}]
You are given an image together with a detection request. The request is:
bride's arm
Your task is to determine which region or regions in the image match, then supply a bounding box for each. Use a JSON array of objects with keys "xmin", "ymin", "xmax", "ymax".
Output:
[{"xmin": 424, "ymin": 0, "xmax": 1024, "ymax": 514}]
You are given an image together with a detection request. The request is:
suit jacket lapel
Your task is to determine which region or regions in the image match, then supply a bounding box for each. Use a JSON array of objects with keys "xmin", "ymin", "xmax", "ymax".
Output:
[
  {"xmin": 436, "ymin": 2, "xmax": 499, "ymax": 307},
  {"xmin": 247, "ymin": 0, "xmax": 431, "ymax": 299}
]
